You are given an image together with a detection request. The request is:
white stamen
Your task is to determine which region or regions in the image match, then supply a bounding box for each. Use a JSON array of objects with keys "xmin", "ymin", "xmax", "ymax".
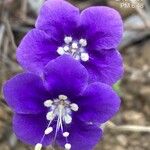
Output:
[
  {"xmin": 57, "ymin": 36, "xmax": 89, "ymax": 64},
  {"xmin": 70, "ymin": 103, "xmax": 79, "ymax": 112},
  {"xmin": 65, "ymin": 143, "xmax": 71, "ymax": 150},
  {"xmin": 79, "ymin": 39, "xmax": 87, "ymax": 47},
  {"xmin": 35, "ymin": 143, "xmax": 42, "ymax": 150},
  {"xmin": 81, "ymin": 53, "xmax": 89, "ymax": 62},
  {"xmin": 44, "ymin": 127, "xmax": 53, "ymax": 135},
  {"xmin": 57, "ymin": 47, "xmax": 65, "ymax": 55},
  {"xmin": 64, "ymin": 36, "xmax": 72, "ymax": 44},
  {"xmin": 64, "ymin": 46, "xmax": 69, "ymax": 52},
  {"xmin": 63, "ymin": 132, "xmax": 70, "ymax": 137},
  {"xmin": 44, "ymin": 100, "xmax": 53, "ymax": 107},
  {"xmin": 72, "ymin": 42, "xmax": 78, "ymax": 49},
  {"xmin": 64, "ymin": 114, "xmax": 72, "ymax": 124},
  {"xmin": 39, "ymin": 94, "xmax": 80, "ymax": 146},
  {"xmin": 59, "ymin": 95, "xmax": 68, "ymax": 100},
  {"xmin": 46, "ymin": 111, "xmax": 54, "ymax": 121}
]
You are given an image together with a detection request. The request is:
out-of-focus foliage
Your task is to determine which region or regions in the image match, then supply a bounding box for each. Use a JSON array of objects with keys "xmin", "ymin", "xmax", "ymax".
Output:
[{"xmin": 113, "ymin": 80, "xmax": 121, "ymax": 95}]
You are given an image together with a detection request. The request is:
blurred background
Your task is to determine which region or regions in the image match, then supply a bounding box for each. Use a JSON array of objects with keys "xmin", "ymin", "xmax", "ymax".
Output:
[{"xmin": 0, "ymin": 0, "xmax": 150, "ymax": 150}]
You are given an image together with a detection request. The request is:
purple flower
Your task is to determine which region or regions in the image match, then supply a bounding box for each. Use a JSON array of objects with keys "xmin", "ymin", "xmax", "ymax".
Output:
[
  {"xmin": 3, "ymin": 56, "xmax": 120, "ymax": 150},
  {"xmin": 17, "ymin": 0, "xmax": 123, "ymax": 85}
]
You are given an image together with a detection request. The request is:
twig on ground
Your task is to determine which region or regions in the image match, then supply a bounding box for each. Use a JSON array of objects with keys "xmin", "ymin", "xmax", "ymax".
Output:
[
  {"xmin": 107, "ymin": 121, "xmax": 150, "ymax": 133},
  {"xmin": 1, "ymin": 36, "xmax": 9, "ymax": 83},
  {"xmin": 20, "ymin": 0, "xmax": 28, "ymax": 20},
  {"xmin": 19, "ymin": 0, "xmax": 35, "ymax": 25},
  {"xmin": 129, "ymin": 0, "xmax": 150, "ymax": 28},
  {"xmin": 21, "ymin": 17, "xmax": 35, "ymax": 26},
  {"xmin": 0, "ymin": 24, "xmax": 5, "ymax": 49},
  {"xmin": 144, "ymin": 0, "xmax": 150, "ymax": 14},
  {"xmin": 125, "ymin": 24, "xmax": 150, "ymax": 32},
  {"xmin": 3, "ymin": 16, "xmax": 17, "ymax": 50},
  {"xmin": 11, "ymin": 23, "xmax": 32, "ymax": 33}
]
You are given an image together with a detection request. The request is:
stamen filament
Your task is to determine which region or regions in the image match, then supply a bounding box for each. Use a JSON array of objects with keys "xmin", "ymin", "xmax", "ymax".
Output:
[{"xmin": 37, "ymin": 95, "xmax": 79, "ymax": 149}]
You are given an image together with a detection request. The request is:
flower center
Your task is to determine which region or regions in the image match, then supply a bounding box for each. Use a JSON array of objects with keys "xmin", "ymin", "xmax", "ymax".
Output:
[
  {"xmin": 35, "ymin": 95, "xmax": 79, "ymax": 150},
  {"xmin": 57, "ymin": 36, "xmax": 89, "ymax": 62}
]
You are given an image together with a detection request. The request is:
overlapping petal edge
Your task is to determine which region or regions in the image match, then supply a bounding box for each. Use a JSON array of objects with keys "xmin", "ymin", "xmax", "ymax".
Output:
[{"xmin": 16, "ymin": 0, "xmax": 124, "ymax": 85}]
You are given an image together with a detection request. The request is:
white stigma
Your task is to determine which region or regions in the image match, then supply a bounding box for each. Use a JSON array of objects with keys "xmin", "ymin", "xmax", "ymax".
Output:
[
  {"xmin": 70, "ymin": 103, "xmax": 79, "ymax": 111},
  {"xmin": 44, "ymin": 100, "xmax": 53, "ymax": 107},
  {"xmin": 64, "ymin": 36, "xmax": 72, "ymax": 44},
  {"xmin": 65, "ymin": 143, "xmax": 71, "ymax": 150},
  {"xmin": 34, "ymin": 143, "xmax": 42, "ymax": 150},
  {"xmin": 79, "ymin": 39, "xmax": 87, "ymax": 47},
  {"xmin": 57, "ymin": 47, "xmax": 65, "ymax": 55},
  {"xmin": 63, "ymin": 132, "xmax": 70, "ymax": 137},
  {"xmin": 44, "ymin": 127, "xmax": 53, "ymax": 135},
  {"xmin": 81, "ymin": 53, "xmax": 89, "ymax": 62},
  {"xmin": 64, "ymin": 114, "xmax": 72, "ymax": 124}
]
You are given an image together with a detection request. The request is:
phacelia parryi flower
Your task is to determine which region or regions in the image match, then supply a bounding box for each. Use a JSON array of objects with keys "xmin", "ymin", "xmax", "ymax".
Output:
[
  {"xmin": 17, "ymin": 0, "xmax": 123, "ymax": 85},
  {"xmin": 3, "ymin": 0, "xmax": 124, "ymax": 149},
  {"xmin": 3, "ymin": 56, "xmax": 120, "ymax": 150}
]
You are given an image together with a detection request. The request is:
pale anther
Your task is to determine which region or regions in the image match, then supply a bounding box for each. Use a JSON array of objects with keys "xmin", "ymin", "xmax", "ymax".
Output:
[
  {"xmin": 72, "ymin": 42, "xmax": 78, "ymax": 49},
  {"xmin": 59, "ymin": 95, "xmax": 68, "ymax": 100},
  {"xmin": 35, "ymin": 143, "xmax": 42, "ymax": 150},
  {"xmin": 57, "ymin": 47, "xmax": 65, "ymax": 55},
  {"xmin": 64, "ymin": 46, "xmax": 69, "ymax": 52},
  {"xmin": 63, "ymin": 132, "xmax": 70, "ymax": 137},
  {"xmin": 65, "ymin": 143, "xmax": 71, "ymax": 150},
  {"xmin": 46, "ymin": 111, "xmax": 54, "ymax": 121},
  {"xmin": 70, "ymin": 103, "xmax": 79, "ymax": 112},
  {"xmin": 44, "ymin": 100, "xmax": 53, "ymax": 107},
  {"xmin": 64, "ymin": 36, "xmax": 72, "ymax": 44},
  {"xmin": 44, "ymin": 127, "xmax": 53, "ymax": 135},
  {"xmin": 64, "ymin": 114, "xmax": 72, "ymax": 124},
  {"xmin": 81, "ymin": 53, "xmax": 89, "ymax": 62},
  {"xmin": 79, "ymin": 39, "xmax": 87, "ymax": 47}
]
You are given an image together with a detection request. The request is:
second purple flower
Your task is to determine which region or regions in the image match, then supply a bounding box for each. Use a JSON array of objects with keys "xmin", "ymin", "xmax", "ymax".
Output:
[{"xmin": 17, "ymin": 0, "xmax": 123, "ymax": 85}]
